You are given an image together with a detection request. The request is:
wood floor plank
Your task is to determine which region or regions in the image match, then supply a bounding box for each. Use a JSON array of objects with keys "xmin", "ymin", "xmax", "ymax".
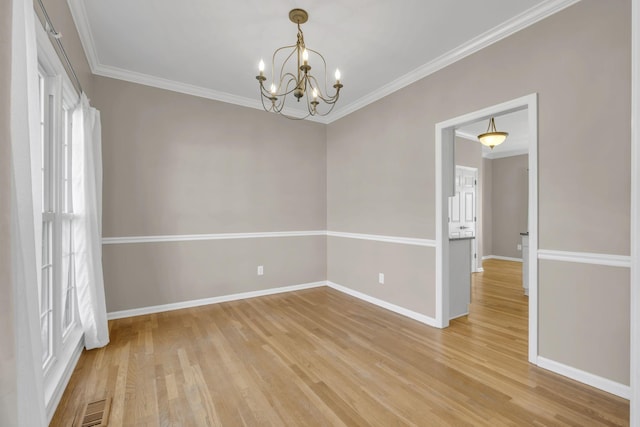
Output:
[{"xmin": 50, "ymin": 259, "xmax": 630, "ymax": 426}]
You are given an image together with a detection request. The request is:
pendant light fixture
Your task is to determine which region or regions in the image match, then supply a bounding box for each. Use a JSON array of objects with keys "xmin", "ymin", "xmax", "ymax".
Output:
[
  {"xmin": 255, "ymin": 9, "xmax": 343, "ymax": 120},
  {"xmin": 478, "ymin": 117, "xmax": 509, "ymax": 149}
]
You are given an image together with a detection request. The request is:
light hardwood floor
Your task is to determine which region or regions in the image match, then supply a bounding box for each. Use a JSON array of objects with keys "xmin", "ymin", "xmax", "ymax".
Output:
[{"xmin": 51, "ymin": 259, "xmax": 629, "ymax": 426}]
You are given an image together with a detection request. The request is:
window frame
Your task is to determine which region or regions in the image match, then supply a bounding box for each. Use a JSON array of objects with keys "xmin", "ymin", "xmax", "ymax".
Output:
[{"xmin": 35, "ymin": 15, "xmax": 83, "ymax": 414}]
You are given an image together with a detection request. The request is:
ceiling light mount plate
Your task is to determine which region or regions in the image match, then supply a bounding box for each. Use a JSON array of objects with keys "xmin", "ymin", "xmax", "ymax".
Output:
[{"xmin": 289, "ymin": 9, "xmax": 309, "ymax": 25}]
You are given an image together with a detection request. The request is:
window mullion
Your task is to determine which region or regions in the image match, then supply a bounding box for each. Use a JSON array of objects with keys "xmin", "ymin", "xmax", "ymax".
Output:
[{"xmin": 50, "ymin": 74, "xmax": 64, "ymax": 369}]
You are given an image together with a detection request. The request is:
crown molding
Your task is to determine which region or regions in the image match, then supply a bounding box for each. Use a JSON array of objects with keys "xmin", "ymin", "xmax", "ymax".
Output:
[
  {"xmin": 326, "ymin": 0, "xmax": 581, "ymax": 123},
  {"xmin": 66, "ymin": 0, "xmax": 99, "ymax": 72},
  {"xmin": 455, "ymin": 130, "xmax": 529, "ymax": 159},
  {"xmin": 93, "ymin": 63, "xmax": 329, "ymax": 124},
  {"xmin": 68, "ymin": 0, "xmax": 579, "ymax": 124},
  {"xmin": 66, "ymin": 0, "xmax": 329, "ymax": 123},
  {"xmin": 483, "ymin": 147, "xmax": 529, "ymax": 159},
  {"xmin": 455, "ymin": 130, "xmax": 479, "ymax": 142}
]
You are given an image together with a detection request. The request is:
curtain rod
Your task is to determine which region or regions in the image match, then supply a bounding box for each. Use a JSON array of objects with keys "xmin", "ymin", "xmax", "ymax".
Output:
[{"xmin": 35, "ymin": 0, "xmax": 84, "ymax": 94}]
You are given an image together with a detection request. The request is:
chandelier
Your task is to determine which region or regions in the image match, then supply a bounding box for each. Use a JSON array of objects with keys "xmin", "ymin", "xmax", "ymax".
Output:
[
  {"xmin": 256, "ymin": 9, "xmax": 343, "ymax": 119},
  {"xmin": 478, "ymin": 117, "xmax": 509, "ymax": 149}
]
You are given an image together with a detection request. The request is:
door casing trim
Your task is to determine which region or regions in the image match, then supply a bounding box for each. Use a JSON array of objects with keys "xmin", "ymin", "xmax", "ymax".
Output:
[{"xmin": 435, "ymin": 93, "xmax": 539, "ymax": 364}]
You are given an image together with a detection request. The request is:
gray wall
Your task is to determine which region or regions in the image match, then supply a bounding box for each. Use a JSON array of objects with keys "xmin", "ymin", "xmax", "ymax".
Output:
[
  {"xmin": 482, "ymin": 158, "xmax": 493, "ymax": 257},
  {"xmin": 326, "ymin": 0, "xmax": 630, "ymax": 385},
  {"xmin": 93, "ymin": 76, "xmax": 328, "ymax": 312},
  {"xmin": 103, "ymin": 237, "xmax": 326, "ymax": 312},
  {"xmin": 490, "ymin": 154, "xmax": 528, "ymax": 259},
  {"xmin": 539, "ymin": 260, "xmax": 630, "ymax": 384}
]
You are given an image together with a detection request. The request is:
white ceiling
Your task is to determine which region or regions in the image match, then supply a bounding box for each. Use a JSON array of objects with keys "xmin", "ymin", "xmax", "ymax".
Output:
[
  {"xmin": 68, "ymin": 0, "xmax": 576, "ymax": 123},
  {"xmin": 456, "ymin": 109, "xmax": 529, "ymax": 159}
]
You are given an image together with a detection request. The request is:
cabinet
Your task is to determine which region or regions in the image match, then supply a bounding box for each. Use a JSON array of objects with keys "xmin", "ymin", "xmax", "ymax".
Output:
[{"xmin": 449, "ymin": 237, "xmax": 473, "ymax": 319}]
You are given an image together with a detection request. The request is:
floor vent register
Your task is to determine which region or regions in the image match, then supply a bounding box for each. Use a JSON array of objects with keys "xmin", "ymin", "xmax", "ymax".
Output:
[{"xmin": 73, "ymin": 397, "xmax": 111, "ymax": 427}]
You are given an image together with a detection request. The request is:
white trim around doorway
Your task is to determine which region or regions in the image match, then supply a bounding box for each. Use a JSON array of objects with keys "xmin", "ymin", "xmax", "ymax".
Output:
[
  {"xmin": 630, "ymin": 0, "xmax": 639, "ymax": 423},
  {"xmin": 435, "ymin": 93, "xmax": 539, "ymax": 366}
]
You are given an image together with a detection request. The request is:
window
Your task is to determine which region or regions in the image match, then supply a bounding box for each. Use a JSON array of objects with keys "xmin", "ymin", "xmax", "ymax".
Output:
[
  {"xmin": 37, "ymin": 41, "xmax": 82, "ymax": 406},
  {"xmin": 38, "ymin": 70, "xmax": 55, "ymax": 368},
  {"xmin": 60, "ymin": 105, "xmax": 76, "ymax": 335}
]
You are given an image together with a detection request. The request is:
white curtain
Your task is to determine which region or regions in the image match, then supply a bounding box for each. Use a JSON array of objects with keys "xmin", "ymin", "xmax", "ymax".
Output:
[
  {"xmin": 72, "ymin": 93, "xmax": 109, "ymax": 350},
  {"xmin": 8, "ymin": 0, "xmax": 47, "ymax": 425}
]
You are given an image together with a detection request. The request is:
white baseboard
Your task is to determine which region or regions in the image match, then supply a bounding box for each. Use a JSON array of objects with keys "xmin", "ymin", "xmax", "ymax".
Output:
[
  {"xmin": 327, "ymin": 281, "xmax": 438, "ymax": 327},
  {"xmin": 482, "ymin": 255, "xmax": 523, "ymax": 262},
  {"xmin": 107, "ymin": 281, "xmax": 326, "ymax": 320},
  {"xmin": 450, "ymin": 311, "xmax": 469, "ymax": 320},
  {"xmin": 537, "ymin": 356, "xmax": 630, "ymax": 399},
  {"xmin": 475, "ymin": 268, "xmax": 485, "ymax": 273},
  {"xmin": 109, "ymin": 279, "xmax": 439, "ymax": 329},
  {"xmin": 106, "ymin": 279, "xmax": 631, "ymax": 401}
]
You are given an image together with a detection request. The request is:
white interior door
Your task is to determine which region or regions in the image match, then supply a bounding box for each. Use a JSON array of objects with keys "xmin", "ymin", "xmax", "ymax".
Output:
[
  {"xmin": 448, "ymin": 166, "xmax": 477, "ymax": 238},
  {"xmin": 448, "ymin": 166, "xmax": 478, "ymax": 271}
]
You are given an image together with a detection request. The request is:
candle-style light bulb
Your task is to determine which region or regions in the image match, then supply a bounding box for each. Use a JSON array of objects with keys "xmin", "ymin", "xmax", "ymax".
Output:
[
  {"xmin": 270, "ymin": 83, "xmax": 277, "ymax": 95},
  {"xmin": 258, "ymin": 60, "xmax": 265, "ymax": 78},
  {"xmin": 335, "ymin": 69, "xmax": 341, "ymax": 83},
  {"xmin": 302, "ymin": 49, "xmax": 309, "ymax": 65},
  {"xmin": 312, "ymin": 88, "xmax": 318, "ymax": 99}
]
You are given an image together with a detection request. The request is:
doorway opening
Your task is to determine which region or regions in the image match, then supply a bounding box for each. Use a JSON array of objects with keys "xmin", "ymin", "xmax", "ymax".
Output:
[{"xmin": 435, "ymin": 93, "xmax": 539, "ymax": 364}]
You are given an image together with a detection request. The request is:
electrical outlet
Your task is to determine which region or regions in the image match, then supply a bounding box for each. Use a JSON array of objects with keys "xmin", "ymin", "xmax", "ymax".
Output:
[
  {"xmin": 378, "ymin": 273, "xmax": 385, "ymax": 284},
  {"xmin": 257, "ymin": 265, "xmax": 264, "ymax": 276},
  {"xmin": 517, "ymin": 244, "xmax": 522, "ymax": 251}
]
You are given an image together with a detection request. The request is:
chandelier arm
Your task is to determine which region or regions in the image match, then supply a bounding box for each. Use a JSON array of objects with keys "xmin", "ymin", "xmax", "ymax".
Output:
[
  {"xmin": 278, "ymin": 92, "xmax": 311, "ymax": 119},
  {"xmin": 271, "ymin": 44, "xmax": 297, "ymax": 68},
  {"xmin": 260, "ymin": 93, "xmax": 276, "ymax": 113},
  {"xmin": 279, "ymin": 75, "xmax": 299, "ymax": 97},
  {"xmin": 303, "ymin": 75, "xmax": 316, "ymax": 115},
  {"xmin": 269, "ymin": 90, "xmax": 285, "ymax": 113},
  {"xmin": 258, "ymin": 79, "xmax": 294, "ymax": 113},
  {"xmin": 273, "ymin": 78, "xmax": 301, "ymax": 113},
  {"xmin": 306, "ymin": 75, "xmax": 321, "ymax": 96},
  {"xmin": 275, "ymin": 78, "xmax": 310, "ymax": 119},
  {"xmin": 273, "ymin": 45, "xmax": 297, "ymax": 83},
  {"xmin": 260, "ymin": 84, "xmax": 282, "ymax": 113},
  {"xmin": 282, "ymin": 73, "xmax": 300, "ymax": 95},
  {"xmin": 258, "ymin": 81, "xmax": 274, "ymax": 98},
  {"xmin": 266, "ymin": 46, "xmax": 299, "ymax": 98},
  {"xmin": 305, "ymin": 48, "xmax": 330, "ymax": 94},
  {"xmin": 260, "ymin": 74, "xmax": 300, "ymax": 99},
  {"xmin": 307, "ymin": 75, "xmax": 339, "ymax": 103},
  {"xmin": 310, "ymin": 99, "xmax": 338, "ymax": 117}
]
